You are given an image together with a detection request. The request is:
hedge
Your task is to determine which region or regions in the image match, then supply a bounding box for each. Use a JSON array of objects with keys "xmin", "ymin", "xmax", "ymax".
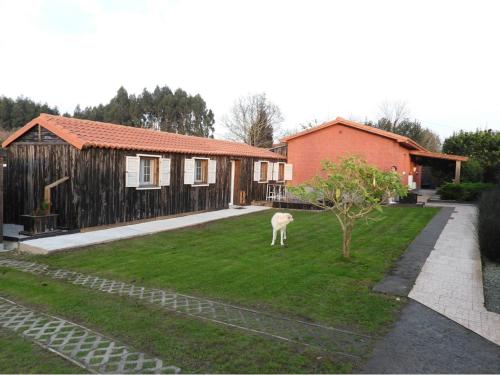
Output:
[
  {"xmin": 437, "ymin": 182, "xmax": 496, "ymax": 201},
  {"xmin": 478, "ymin": 187, "xmax": 500, "ymax": 262}
]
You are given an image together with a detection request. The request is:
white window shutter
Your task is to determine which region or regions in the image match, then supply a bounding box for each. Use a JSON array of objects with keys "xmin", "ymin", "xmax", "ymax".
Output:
[
  {"xmin": 272, "ymin": 163, "xmax": 280, "ymax": 181},
  {"xmin": 125, "ymin": 156, "xmax": 140, "ymax": 187},
  {"xmin": 159, "ymin": 158, "xmax": 171, "ymax": 186},
  {"xmin": 266, "ymin": 162, "xmax": 273, "ymax": 181},
  {"xmin": 253, "ymin": 161, "xmax": 261, "ymax": 182},
  {"xmin": 208, "ymin": 159, "xmax": 217, "ymax": 184},
  {"xmin": 284, "ymin": 163, "xmax": 293, "ymax": 181},
  {"xmin": 184, "ymin": 158, "xmax": 195, "ymax": 185}
]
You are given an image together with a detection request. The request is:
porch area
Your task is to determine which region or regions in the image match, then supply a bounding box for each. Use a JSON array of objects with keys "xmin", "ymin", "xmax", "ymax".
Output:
[{"xmin": 410, "ymin": 150, "xmax": 468, "ymax": 189}]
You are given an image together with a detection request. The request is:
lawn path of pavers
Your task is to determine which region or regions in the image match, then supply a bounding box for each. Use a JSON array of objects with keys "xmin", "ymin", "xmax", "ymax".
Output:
[
  {"xmin": 0, "ymin": 296, "xmax": 180, "ymax": 374},
  {"xmin": 0, "ymin": 257, "xmax": 372, "ymax": 358}
]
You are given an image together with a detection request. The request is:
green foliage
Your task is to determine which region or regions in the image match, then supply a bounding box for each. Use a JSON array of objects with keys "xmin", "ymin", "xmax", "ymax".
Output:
[
  {"xmin": 0, "ymin": 96, "xmax": 59, "ymax": 130},
  {"xmin": 437, "ymin": 182, "xmax": 495, "ymax": 201},
  {"xmin": 74, "ymin": 86, "xmax": 215, "ymax": 137},
  {"xmin": 443, "ymin": 129, "xmax": 500, "ymax": 183},
  {"xmin": 478, "ymin": 187, "xmax": 500, "ymax": 262},
  {"xmin": 289, "ymin": 156, "xmax": 408, "ymax": 257},
  {"xmin": 461, "ymin": 158, "xmax": 484, "ymax": 182},
  {"xmin": 366, "ymin": 118, "xmax": 442, "ymax": 152}
]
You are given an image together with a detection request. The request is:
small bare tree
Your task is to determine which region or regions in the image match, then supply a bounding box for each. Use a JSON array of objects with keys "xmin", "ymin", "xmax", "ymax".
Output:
[
  {"xmin": 223, "ymin": 93, "xmax": 283, "ymax": 148},
  {"xmin": 289, "ymin": 156, "xmax": 407, "ymax": 258},
  {"xmin": 378, "ymin": 100, "xmax": 410, "ymax": 131}
]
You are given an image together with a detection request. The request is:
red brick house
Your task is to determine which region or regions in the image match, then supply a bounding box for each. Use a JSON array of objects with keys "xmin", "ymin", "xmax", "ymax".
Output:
[{"xmin": 278, "ymin": 117, "xmax": 467, "ymax": 189}]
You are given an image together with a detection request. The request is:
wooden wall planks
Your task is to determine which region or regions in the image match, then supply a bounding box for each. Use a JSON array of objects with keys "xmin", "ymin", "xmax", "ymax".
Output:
[{"xmin": 5, "ymin": 136, "xmax": 272, "ymax": 229}]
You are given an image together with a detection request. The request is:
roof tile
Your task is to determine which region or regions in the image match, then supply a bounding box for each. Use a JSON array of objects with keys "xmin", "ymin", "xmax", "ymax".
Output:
[{"xmin": 2, "ymin": 114, "xmax": 285, "ymax": 160}]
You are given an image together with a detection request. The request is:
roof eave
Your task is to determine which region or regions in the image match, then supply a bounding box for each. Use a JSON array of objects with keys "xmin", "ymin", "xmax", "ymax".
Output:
[{"xmin": 409, "ymin": 150, "xmax": 468, "ymax": 162}]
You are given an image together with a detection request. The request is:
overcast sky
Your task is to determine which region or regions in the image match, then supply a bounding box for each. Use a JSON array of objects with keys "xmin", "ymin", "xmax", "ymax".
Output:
[{"xmin": 1, "ymin": 0, "xmax": 499, "ymax": 140}]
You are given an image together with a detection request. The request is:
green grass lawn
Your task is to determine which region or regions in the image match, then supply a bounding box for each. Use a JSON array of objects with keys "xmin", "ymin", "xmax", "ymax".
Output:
[
  {"xmin": 1, "ymin": 206, "xmax": 438, "ymax": 373},
  {"xmin": 0, "ymin": 328, "xmax": 81, "ymax": 373},
  {"xmin": 0, "ymin": 268, "xmax": 350, "ymax": 373},
  {"xmin": 23, "ymin": 206, "xmax": 438, "ymax": 333}
]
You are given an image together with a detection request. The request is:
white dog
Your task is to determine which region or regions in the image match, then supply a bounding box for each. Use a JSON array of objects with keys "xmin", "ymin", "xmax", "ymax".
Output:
[{"xmin": 271, "ymin": 212, "xmax": 294, "ymax": 246}]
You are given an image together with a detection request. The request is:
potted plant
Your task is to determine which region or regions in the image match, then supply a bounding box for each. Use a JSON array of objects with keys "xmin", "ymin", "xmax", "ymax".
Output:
[{"xmin": 21, "ymin": 200, "xmax": 59, "ymax": 235}]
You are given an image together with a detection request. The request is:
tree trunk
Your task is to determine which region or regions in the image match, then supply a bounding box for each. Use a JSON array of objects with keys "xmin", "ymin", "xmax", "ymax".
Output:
[{"xmin": 342, "ymin": 223, "xmax": 353, "ymax": 258}]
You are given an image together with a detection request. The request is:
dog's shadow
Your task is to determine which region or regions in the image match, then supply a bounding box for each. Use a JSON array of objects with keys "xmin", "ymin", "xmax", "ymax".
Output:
[{"xmin": 271, "ymin": 241, "xmax": 289, "ymax": 257}]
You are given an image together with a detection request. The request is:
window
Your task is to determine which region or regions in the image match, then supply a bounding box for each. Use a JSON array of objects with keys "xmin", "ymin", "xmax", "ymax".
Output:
[
  {"xmin": 259, "ymin": 162, "xmax": 268, "ymax": 182},
  {"xmin": 126, "ymin": 154, "xmax": 170, "ymax": 189},
  {"xmin": 139, "ymin": 157, "xmax": 158, "ymax": 186},
  {"xmin": 278, "ymin": 163, "xmax": 285, "ymax": 182},
  {"xmin": 194, "ymin": 158, "xmax": 208, "ymax": 184}
]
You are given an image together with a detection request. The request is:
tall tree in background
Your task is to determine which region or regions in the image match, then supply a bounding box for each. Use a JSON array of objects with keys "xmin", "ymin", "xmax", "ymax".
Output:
[
  {"xmin": 74, "ymin": 85, "xmax": 215, "ymax": 137},
  {"xmin": 366, "ymin": 101, "xmax": 442, "ymax": 152},
  {"xmin": 223, "ymin": 93, "xmax": 283, "ymax": 148},
  {"xmin": 443, "ymin": 129, "xmax": 500, "ymax": 183},
  {"xmin": 0, "ymin": 96, "xmax": 59, "ymax": 131}
]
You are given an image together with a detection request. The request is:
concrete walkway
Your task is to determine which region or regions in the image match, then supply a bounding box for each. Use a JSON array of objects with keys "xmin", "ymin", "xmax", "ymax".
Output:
[
  {"xmin": 20, "ymin": 206, "xmax": 270, "ymax": 254},
  {"xmin": 409, "ymin": 204, "xmax": 500, "ymax": 346}
]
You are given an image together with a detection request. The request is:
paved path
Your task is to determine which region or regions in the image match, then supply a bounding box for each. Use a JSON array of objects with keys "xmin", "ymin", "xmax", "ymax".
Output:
[
  {"xmin": 19, "ymin": 206, "xmax": 270, "ymax": 254},
  {"xmin": 365, "ymin": 203, "xmax": 500, "ymax": 373},
  {"xmin": 409, "ymin": 204, "xmax": 500, "ymax": 346},
  {"xmin": 373, "ymin": 207, "xmax": 454, "ymax": 296},
  {"xmin": 0, "ymin": 296, "xmax": 179, "ymax": 374},
  {"xmin": 0, "ymin": 258, "xmax": 371, "ymax": 358},
  {"xmin": 362, "ymin": 300, "xmax": 500, "ymax": 373}
]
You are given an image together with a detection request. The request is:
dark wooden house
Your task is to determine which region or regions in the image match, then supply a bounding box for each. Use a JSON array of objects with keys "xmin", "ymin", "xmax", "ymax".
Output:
[{"xmin": 2, "ymin": 114, "xmax": 291, "ymax": 230}]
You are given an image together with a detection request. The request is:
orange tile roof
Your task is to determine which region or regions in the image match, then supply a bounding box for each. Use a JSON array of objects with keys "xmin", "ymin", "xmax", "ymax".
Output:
[
  {"xmin": 282, "ymin": 116, "xmax": 427, "ymax": 151},
  {"xmin": 2, "ymin": 114, "xmax": 285, "ymax": 159},
  {"xmin": 281, "ymin": 116, "xmax": 468, "ymax": 162}
]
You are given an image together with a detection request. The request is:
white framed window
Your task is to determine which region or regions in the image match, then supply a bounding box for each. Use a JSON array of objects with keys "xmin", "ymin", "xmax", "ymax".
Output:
[
  {"xmin": 195, "ymin": 158, "xmax": 208, "ymax": 184},
  {"xmin": 184, "ymin": 157, "xmax": 217, "ymax": 186},
  {"xmin": 272, "ymin": 162, "xmax": 286, "ymax": 182},
  {"xmin": 125, "ymin": 154, "xmax": 170, "ymax": 189},
  {"xmin": 253, "ymin": 161, "xmax": 273, "ymax": 183},
  {"xmin": 140, "ymin": 157, "xmax": 156, "ymax": 186}
]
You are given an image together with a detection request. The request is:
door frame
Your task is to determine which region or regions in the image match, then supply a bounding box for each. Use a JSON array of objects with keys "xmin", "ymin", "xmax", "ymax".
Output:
[
  {"xmin": 230, "ymin": 160, "xmax": 241, "ymax": 205},
  {"xmin": 230, "ymin": 160, "xmax": 235, "ymax": 205}
]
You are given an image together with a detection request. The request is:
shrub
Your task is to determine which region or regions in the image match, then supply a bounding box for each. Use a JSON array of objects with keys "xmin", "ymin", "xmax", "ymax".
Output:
[
  {"xmin": 437, "ymin": 182, "xmax": 495, "ymax": 201},
  {"xmin": 478, "ymin": 187, "xmax": 500, "ymax": 262},
  {"xmin": 461, "ymin": 158, "xmax": 484, "ymax": 182}
]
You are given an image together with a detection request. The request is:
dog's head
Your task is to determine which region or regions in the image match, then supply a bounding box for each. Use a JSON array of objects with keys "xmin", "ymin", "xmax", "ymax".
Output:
[{"xmin": 284, "ymin": 213, "xmax": 294, "ymax": 223}]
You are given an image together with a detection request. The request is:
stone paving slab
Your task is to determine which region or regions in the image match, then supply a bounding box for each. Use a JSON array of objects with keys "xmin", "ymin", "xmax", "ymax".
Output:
[
  {"xmin": 0, "ymin": 296, "xmax": 179, "ymax": 374},
  {"xmin": 409, "ymin": 204, "xmax": 500, "ymax": 346},
  {"xmin": 19, "ymin": 206, "xmax": 271, "ymax": 254},
  {"xmin": 373, "ymin": 206, "xmax": 454, "ymax": 296},
  {"xmin": 0, "ymin": 258, "xmax": 372, "ymax": 358}
]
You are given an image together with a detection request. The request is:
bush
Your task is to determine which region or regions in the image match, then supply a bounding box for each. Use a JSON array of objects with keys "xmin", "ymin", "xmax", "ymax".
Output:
[
  {"xmin": 478, "ymin": 187, "xmax": 500, "ymax": 262},
  {"xmin": 461, "ymin": 158, "xmax": 484, "ymax": 182},
  {"xmin": 437, "ymin": 182, "xmax": 496, "ymax": 201}
]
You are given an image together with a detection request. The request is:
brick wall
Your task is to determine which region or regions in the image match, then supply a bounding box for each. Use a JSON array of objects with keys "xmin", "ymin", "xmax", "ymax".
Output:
[{"xmin": 286, "ymin": 124, "xmax": 414, "ymax": 186}]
